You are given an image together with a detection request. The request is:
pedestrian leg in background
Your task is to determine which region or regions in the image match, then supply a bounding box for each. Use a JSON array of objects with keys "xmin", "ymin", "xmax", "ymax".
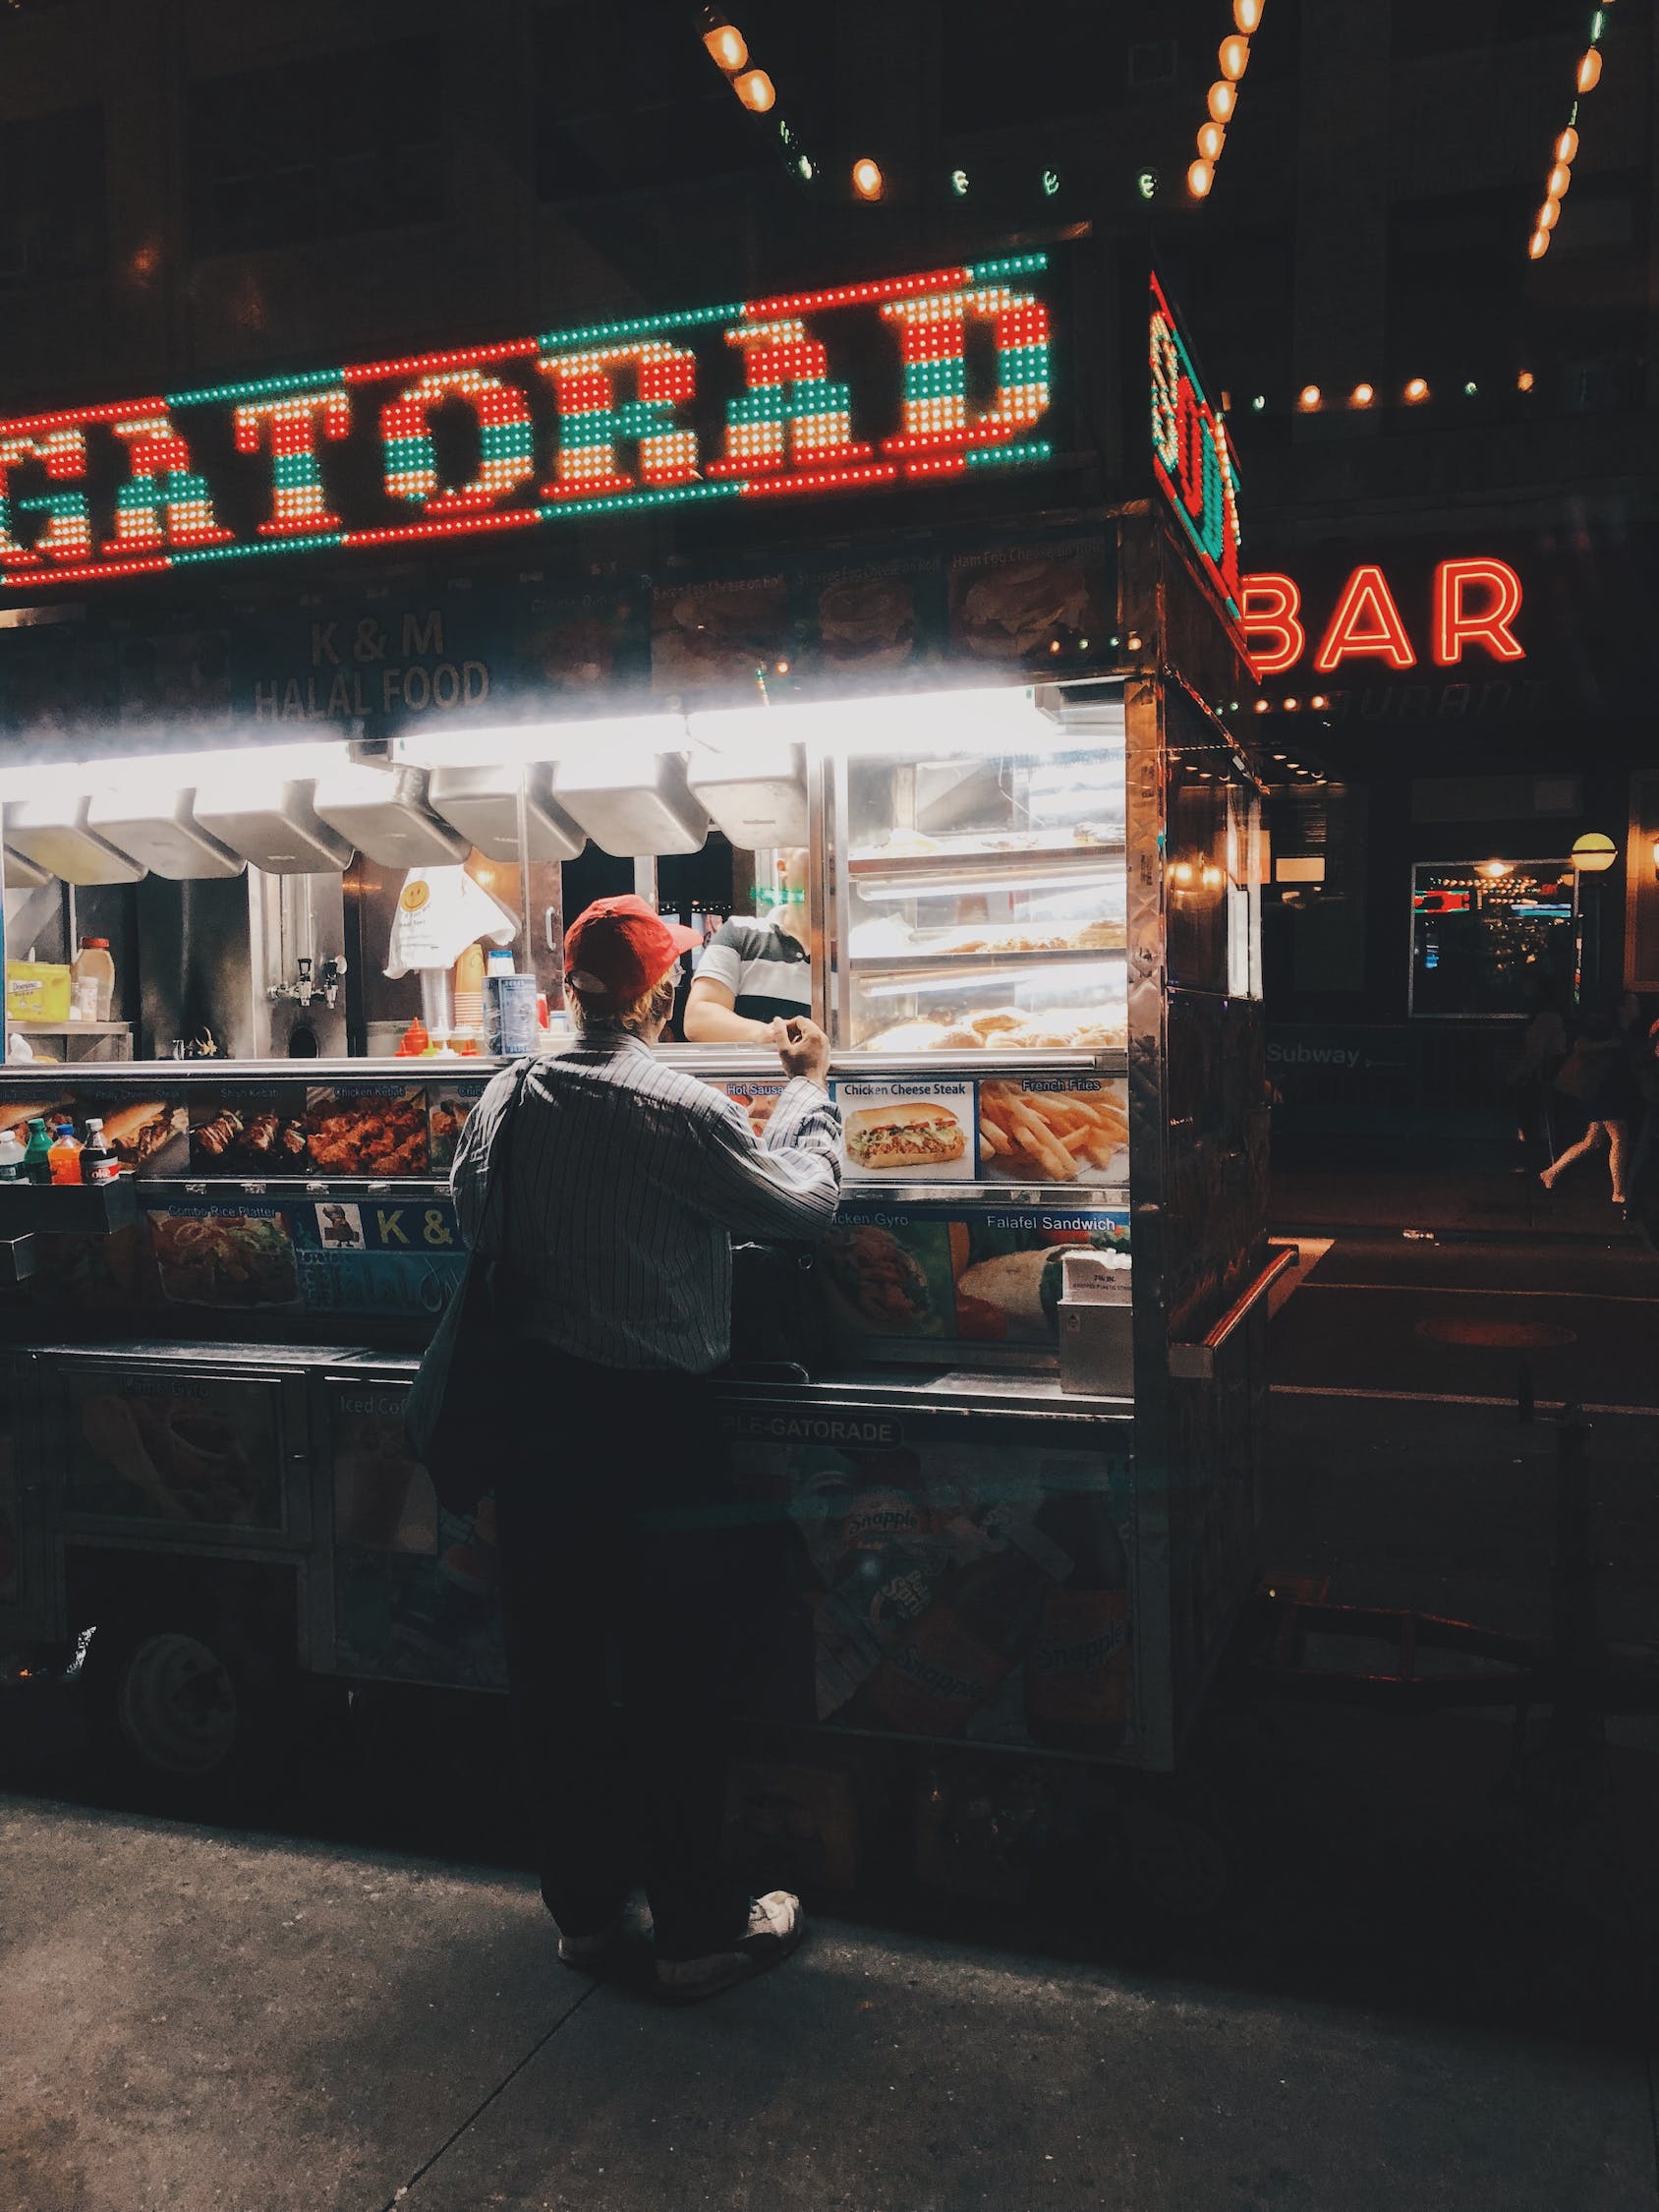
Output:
[
  {"xmin": 1539, "ymin": 1120, "xmax": 1608, "ymax": 1193},
  {"xmin": 1605, "ymin": 1118, "xmax": 1630, "ymax": 1206}
]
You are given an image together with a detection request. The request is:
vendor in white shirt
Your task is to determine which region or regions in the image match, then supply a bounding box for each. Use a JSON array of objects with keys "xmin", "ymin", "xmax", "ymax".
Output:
[{"xmin": 683, "ymin": 847, "xmax": 814, "ymax": 1045}]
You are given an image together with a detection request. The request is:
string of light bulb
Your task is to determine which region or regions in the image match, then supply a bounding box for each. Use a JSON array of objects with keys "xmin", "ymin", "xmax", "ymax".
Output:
[
  {"xmin": 1187, "ymin": 0, "xmax": 1263, "ymax": 201},
  {"xmin": 1245, "ymin": 369, "xmax": 1546, "ymax": 416},
  {"xmin": 1527, "ymin": 2, "xmax": 1616, "ymax": 262},
  {"xmin": 696, "ymin": 8, "xmax": 880, "ymax": 202}
]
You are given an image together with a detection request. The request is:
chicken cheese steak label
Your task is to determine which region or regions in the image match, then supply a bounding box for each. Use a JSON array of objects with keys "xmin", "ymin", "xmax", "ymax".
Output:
[{"xmin": 833, "ymin": 1080, "xmax": 975, "ymax": 1184}]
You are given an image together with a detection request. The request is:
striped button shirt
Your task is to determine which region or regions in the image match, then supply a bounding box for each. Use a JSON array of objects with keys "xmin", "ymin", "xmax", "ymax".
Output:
[{"xmin": 450, "ymin": 1031, "xmax": 842, "ymax": 1373}]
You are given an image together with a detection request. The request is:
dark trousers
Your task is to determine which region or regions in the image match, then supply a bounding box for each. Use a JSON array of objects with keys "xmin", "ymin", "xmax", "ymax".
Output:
[{"xmin": 492, "ymin": 1352, "xmax": 752, "ymax": 1959}]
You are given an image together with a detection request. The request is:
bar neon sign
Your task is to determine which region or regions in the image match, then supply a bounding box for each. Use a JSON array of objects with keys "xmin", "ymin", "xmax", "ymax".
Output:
[
  {"xmin": 1241, "ymin": 559, "xmax": 1525, "ymax": 675},
  {"xmin": 1149, "ymin": 268, "xmax": 1243, "ymax": 627},
  {"xmin": 0, "ymin": 256, "xmax": 1055, "ymax": 596}
]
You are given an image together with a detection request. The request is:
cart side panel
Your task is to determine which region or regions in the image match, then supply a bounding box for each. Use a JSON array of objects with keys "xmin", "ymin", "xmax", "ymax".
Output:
[
  {"xmin": 721, "ymin": 1395, "xmax": 1143, "ymax": 1763},
  {"xmin": 0, "ymin": 1353, "xmax": 60, "ymax": 1644},
  {"xmin": 322, "ymin": 1372, "xmax": 507, "ymax": 1693}
]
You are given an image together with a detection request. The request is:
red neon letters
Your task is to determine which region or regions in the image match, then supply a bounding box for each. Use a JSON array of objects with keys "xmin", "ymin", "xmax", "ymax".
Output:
[
  {"xmin": 1313, "ymin": 565, "xmax": 1415, "ymax": 671},
  {"xmin": 1242, "ymin": 559, "xmax": 1525, "ymax": 676},
  {"xmin": 1236, "ymin": 573, "xmax": 1304, "ymax": 674},
  {"xmin": 1433, "ymin": 557, "xmax": 1523, "ymax": 666}
]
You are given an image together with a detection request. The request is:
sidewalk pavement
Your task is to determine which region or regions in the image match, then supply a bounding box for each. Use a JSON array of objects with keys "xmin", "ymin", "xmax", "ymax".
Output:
[
  {"xmin": 1271, "ymin": 1148, "xmax": 1649, "ymax": 1244},
  {"xmin": 2, "ymin": 1791, "xmax": 1653, "ymax": 2212}
]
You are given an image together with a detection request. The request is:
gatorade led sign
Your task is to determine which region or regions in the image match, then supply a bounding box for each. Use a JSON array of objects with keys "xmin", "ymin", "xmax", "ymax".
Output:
[
  {"xmin": 1149, "ymin": 269, "xmax": 1243, "ymax": 631},
  {"xmin": 1241, "ymin": 560, "xmax": 1525, "ymax": 675},
  {"xmin": 0, "ymin": 254, "xmax": 1055, "ymax": 597}
]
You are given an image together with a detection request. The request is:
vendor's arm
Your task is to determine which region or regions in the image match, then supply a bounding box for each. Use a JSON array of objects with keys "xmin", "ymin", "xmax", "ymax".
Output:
[{"xmin": 682, "ymin": 974, "xmax": 780, "ymax": 1045}]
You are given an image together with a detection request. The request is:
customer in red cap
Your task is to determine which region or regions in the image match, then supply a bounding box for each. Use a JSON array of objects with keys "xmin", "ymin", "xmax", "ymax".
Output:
[{"xmin": 451, "ymin": 893, "xmax": 840, "ymax": 2001}]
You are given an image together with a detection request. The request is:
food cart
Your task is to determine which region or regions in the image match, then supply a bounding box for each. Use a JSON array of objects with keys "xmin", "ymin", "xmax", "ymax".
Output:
[{"xmin": 0, "ymin": 237, "xmax": 1272, "ymax": 1835}]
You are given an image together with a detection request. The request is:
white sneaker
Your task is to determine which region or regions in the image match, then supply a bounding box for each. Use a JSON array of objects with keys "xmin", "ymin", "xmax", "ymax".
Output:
[{"xmin": 655, "ymin": 1892, "xmax": 805, "ymax": 2003}]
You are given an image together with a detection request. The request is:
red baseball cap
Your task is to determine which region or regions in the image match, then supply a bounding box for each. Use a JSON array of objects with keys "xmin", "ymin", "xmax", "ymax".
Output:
[{"xmin": 562, "ymin": 895, "xmax": 701, "ymax": 1012}]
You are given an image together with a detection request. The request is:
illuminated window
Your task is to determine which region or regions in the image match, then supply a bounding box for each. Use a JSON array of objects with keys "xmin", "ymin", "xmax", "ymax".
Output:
[{"xmin": 187, "ymin": 39, "xmax": 443, "ymax": 254}]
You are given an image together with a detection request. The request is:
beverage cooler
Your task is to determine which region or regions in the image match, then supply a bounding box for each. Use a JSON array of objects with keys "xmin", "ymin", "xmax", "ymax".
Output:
[{"xmin": 0, "ymin": 243, "xmax": 1274, "ymax": 1791}]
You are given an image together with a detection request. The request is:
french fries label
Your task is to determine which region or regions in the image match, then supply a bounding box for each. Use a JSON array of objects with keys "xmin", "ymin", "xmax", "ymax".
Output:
[
  {"xmin": 833, "ymin": 1079, "xmax": 976, "ymax": 1184},
  {"xmin": 975, "ymin": 1077, "xmax": 1128, "ymax": 1191}
]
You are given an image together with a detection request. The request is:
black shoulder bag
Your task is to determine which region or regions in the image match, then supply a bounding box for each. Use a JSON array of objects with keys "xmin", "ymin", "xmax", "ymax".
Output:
[{"xmin": 404, "ymin": 1060, "xmax": 531, "ymax": 1516}]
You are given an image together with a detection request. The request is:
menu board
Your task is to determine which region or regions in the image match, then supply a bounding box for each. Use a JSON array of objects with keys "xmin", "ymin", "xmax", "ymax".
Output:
[
  {"xmin": 713, "ymin": 1075, "xmax": 1128, "ymax": 1194},
  {"xmin": 326, "ymin": 1382, "xmax": 506, "ymax": 1690},
  {"xmin": 721, "ymin": 1412, "xmax": 1137, "ymax": 1753},
  {"xmin": 291, "ymin": 1198, "xmax": 466, "ymax": 1319},
  {"xmin": 64, "ymin": 1367, "xmax": 286, "ymax": 1530},
  {"xmin": 822, "ymin": 1204, "xmax": 1130, "ymax": 1350}
]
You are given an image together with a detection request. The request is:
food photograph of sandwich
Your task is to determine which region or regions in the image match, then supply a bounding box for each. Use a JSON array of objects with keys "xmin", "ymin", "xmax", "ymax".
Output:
[
  {"xmin": 811, "ymin": 574, "xmax": 917, "ymax": 672},
  {"xmin": 845, "ymin": 1100, "xmax": 966, "ymax": 1174},
  {"xmin": 96, "ymin": 1098, "xmax": 188, "ymax": 1172},
  {"xmin": 953, "ymin": 1219, "xmax": 1131, "ymax": 1343},
  {"xmin": 948, "ymin": 549, "xmax": 1100, "ymax": 664},
  {"xmin": 821, "ymin": 1220, "xmax": 947, "ymax": 1337},
  {"xmin": 651, "ymin": 576, "xmax": 788, "ymax": 692}
]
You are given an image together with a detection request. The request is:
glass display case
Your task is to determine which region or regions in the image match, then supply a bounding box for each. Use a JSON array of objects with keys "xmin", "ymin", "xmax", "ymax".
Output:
[{"xmin": 830, "ymin": 696, "xmax": 1128, "ymax": 1054}]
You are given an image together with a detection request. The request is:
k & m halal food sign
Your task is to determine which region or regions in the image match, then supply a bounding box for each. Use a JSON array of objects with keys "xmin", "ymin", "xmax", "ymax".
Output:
[{"xmin": 0, "ymin": 255, "xmax": 1056, "ymax": 598}]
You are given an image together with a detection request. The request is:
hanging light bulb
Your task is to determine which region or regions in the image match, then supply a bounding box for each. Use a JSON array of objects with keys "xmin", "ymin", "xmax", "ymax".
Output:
[
  {"xmin": 1219, "ymin": 33, "xmax": 1250, "ymax": 78},
  {"xmin": 734, "ymin": 68, "xmax": 774, "ymax": 111},
  {"xmin": 1198, "ymin": 120, "xmax": 1227, "ymax": 160},
  {"xmin": 1576, "ymin": 46, "xmax": 1602, "ymax": 92},
  {"xmin": 1187, "ymin": 156, "xmax": 1216, "ymax": 198},
  {"xmin": 1404, "ymin": 376, "xmax": 1429, "ymax": 402},
  {"xmin": 1527, "ymin": 228, "xmax": 1551, "ymax": 261},
  {"xmin": 851, "ymin": 155, "xmax": 885, "ymax": 200},
  {"xmin": 1208, "ymin": 79, "xmax": 1237, "ymax": 122},
  {"xmin": 1547, "ymin": 161, "xmax": 1572, "ymax": 199},
  {"xmin": 1233, "ymin": 0, "xmax": 1264, "ymax": 29},
  {"xmin": 1516, "ymin": 369, "xmax": 1536, "ymax": 391},
  {"xmin": 1536, "ymin": 199, "xmax": 1559, "ymax": 231},
  {"xmin": 1351, "ymin": 381, "xmax": 1374, "ymax": 407},
  {"xmin": 699, "ymin": 13, "xmax": 748, "ymax": 72},
  {"xmin": 1555, "ymin": 126, "xmax": 1580, "ymax": 164},
  {"xmin": 1297, "ymin": 384, "xmax": 1321, "ymax": 411}
]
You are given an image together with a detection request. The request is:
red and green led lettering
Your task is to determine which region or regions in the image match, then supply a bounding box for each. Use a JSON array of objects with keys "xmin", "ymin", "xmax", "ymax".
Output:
[
  {"xmin": 101, "ymin": 410, "xmax": 234, "ymax": 555},
  {"xmin": 0, "ymin": 253, "xmax": 1058, "ymax": 595},
  {"xmin": 539, "ymin": 342, "xmax": 699, "ymax": 501}
]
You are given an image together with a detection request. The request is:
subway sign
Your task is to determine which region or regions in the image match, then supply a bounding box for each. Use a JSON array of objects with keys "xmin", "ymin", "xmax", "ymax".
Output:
[
  {"xmin": 0, "ymin": 254, "xmax": 1057, "ymax": 597},
  {"xmin": 1241, "ymin": 559, "xmax": 1524, "ymax": 675},
  {"xmin": 1149, "ymin": 268, "xmax": 1243, "ymax": 631}
]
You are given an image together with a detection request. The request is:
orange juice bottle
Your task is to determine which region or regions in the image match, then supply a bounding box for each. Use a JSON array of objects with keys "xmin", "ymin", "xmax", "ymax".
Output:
[{"xmin": 48, "ymin": 1122, "xmax": 84, "ymax": 1185}]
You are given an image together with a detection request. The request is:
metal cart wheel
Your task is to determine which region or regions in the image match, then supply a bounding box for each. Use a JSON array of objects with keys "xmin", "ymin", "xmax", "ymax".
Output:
[
  {"xmin": 83, "ymin": 1610, "xmax": 289, "ymax": 1802},
  {"xmin": 112, "ymin": 1629, "xmax": 242, "ymax": 1779}
]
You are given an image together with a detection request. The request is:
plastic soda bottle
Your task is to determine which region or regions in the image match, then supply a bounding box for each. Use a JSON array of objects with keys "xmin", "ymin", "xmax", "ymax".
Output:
[
  {"xmin": 49, "ymin": 1122, "xmax": 84, "ymax": 1185},
  {"xmin": 81, "ymin": 1118, "xmax": 120, "ymax": 1188},
  {"xmin": 23, "ymin": 1118, "xmax": 53, "ymax": 1185}
]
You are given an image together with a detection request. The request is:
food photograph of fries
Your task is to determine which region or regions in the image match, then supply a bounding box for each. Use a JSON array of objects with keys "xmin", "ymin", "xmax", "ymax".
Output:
[{"xmin": 976, "ymin": 1079, "xmax": 1128, "ymax": 1187}]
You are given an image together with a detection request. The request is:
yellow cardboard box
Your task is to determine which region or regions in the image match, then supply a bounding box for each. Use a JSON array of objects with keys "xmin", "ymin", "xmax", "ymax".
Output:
[{"xmin": 5, "ymin": 961, "xmax": 73, "ymax": 1023}]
